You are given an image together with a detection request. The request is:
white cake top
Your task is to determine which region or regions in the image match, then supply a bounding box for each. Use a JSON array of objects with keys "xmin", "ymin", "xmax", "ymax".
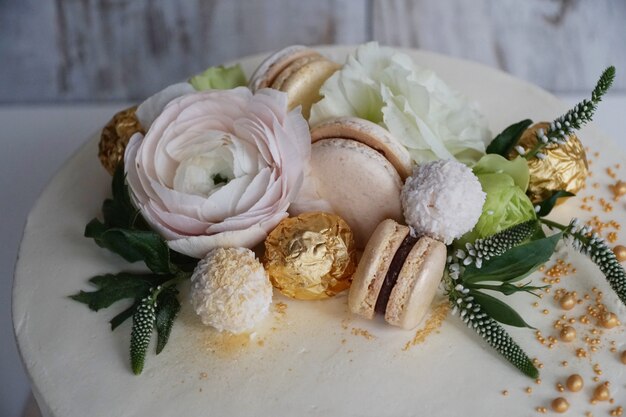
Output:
[{"xmin": 13, "ymin": 47, "xmax": 626, "ymax": 417}]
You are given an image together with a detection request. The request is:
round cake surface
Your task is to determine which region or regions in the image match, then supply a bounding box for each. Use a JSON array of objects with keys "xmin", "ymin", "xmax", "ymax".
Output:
[{"xmin": 13, "ymin": 46, "xmax": 626, "ymax": 417}]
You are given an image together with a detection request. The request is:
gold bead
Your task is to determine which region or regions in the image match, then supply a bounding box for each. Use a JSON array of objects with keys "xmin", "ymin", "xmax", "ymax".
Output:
[
  {"xmin": 593, "ymin": 384, "xmax": 611, "ymax": 401},
  {"xmin": 611, "ymin": 181, "xmax": 626, "ymax": 197},
  {"xmin": 559, "ymin": 326, "xmax": 577, "ymax": 342},
  {"xmin": 552, "ymin": 397, "xmax": 570, "ymax": 413},
  {"xmin": 621, "ymin": 350, "xmax": 626, "ymax": 364},
  {"xmin": 566, "ymin": 374, "xmax": 584, "ymax": 392},
  {"xmin": 559, "ymin": 293, "xmax": 577, "ymax": 310},
  {"xmin": 613, "ymin": 245, "xmax": 626, "ymax": 262},
  {"xmin": 600, "ymin": 312, "xmax": 619, "ymax": 329}
]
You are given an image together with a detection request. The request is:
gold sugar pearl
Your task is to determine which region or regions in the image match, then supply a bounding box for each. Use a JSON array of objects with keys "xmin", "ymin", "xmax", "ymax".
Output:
[
  {"xmin": 621, "ymin": 350, "xmax": 626, "ymax": 364},
  {"xmin": 593, "ymin": 384, "xmax": 611, "ymax": 401},
  {"xmin": 559, "ymin": 293, "xmax": 577, "ymax": 310},
  {"xmin": 566, "ymin": 374, "xmax": 584, "ymax": 392},
  {"xmin": 613, "ymin": 245, "xmax": 626, "ymax": 262},
  {"xmin": 559, "ymin": 326, "xmax": 577, "ymax": 342},
  {"xmin": 552, "ymin": 397, "xmax": 570, "ymax": 413},
  {"xmin": 600, "ymin": 312, "xmax": 620, "ymax": 329},
  {"xmin": 611, "ymin": 181, "xmax": 626, "ymax": 197}
]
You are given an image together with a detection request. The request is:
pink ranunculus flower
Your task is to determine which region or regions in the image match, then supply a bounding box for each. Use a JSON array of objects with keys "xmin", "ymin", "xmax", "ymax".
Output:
[{"xmin": 124, "ymin": 87, "xmax": 311, "ymax": 258}]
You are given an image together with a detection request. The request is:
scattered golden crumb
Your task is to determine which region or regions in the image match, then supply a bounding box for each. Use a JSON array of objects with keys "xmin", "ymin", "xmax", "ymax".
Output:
[
  {"xmin": 351, "ymin": 328, "xmax": 376, "ymax": 340},
  {"xmin": 199, "ymin": 372, "xmax": 208, "ymax": 380},
  {"xmin": 274, "ymin": 302, "xmax": 288, "ymax": 315},
  {"xmin": 403, "ymin": 302, "xmax": 449, "ymax": 351}
]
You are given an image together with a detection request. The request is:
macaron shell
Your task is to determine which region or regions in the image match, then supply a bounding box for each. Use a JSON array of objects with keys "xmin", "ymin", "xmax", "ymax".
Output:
[
  {"xmin": 311, "ymin": 117, "xmax": 414, "ymax": 180},
  {"xmin": 248, "ymin": 45, "xmax": 320, "ymax": 91},
  {"xmin": 276, "ymin": 59, "xmax": 342, "ymax": 119},
  {"xmin": 385, "ymin": 236, "xmax": 446, "ymax": 330},
  {"xmin": 348, "ymin": 219, "xmax": 409, "ymax": 319},
  {"xmin": 308, "ymin": 138, "xmax": 404, "ymax": 248}
]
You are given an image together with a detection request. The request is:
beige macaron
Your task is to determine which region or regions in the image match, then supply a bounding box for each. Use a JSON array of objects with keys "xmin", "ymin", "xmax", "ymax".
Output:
[
  {"xmin": 302, "ymin": 138, "xmax": 404, "ymax": 248},
  {"xmin": 310, "ymin": 117, "xmax": 414, "ymax": 180},
  {"xmin": 348, "ymin": 219, "xmax": 447, "ymax": 330},
  {"xmin": 249, "ymin": 46, "xmax": 341, "ymax": 119}
]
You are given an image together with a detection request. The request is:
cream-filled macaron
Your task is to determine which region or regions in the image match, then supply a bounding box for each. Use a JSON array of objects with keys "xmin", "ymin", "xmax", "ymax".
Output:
[
  {"xmin": 310, "ymin": 117, "xmax": 413, "ymax": 180},
  {"xmin": 291, "ymin": 117, "xmax": 413, "ymax": 248},
  {"xmin": 348, "ymin": 219, "xmax": 446, "ymax": 330},
  {"xmin": 249, "ymin": 46, "xmax": 340, "ymax": 119}
]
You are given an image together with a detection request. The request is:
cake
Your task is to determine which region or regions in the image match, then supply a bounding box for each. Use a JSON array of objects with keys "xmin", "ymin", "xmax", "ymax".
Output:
[{"xmin": 13, "ymin": 45, "xmax": 626, "ymax": 417}]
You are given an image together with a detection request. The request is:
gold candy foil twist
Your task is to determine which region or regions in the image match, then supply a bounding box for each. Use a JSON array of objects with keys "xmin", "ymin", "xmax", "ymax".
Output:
[
  {"xmin": 98, "ymin": 106, "xmax": 144, "ymax": 175},
  {"xmin": 513, "ymin": 122, "xmax": 588, "ymax": 204},
  {"xmin": 264, "ymin": 212, "xmax": 357, "ymax": 300}
]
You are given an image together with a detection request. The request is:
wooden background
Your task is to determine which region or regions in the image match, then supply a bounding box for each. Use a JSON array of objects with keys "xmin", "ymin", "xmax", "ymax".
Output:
[{"xmin": 1, "ymin": 0, "xmax": 624, "ymax": 103}]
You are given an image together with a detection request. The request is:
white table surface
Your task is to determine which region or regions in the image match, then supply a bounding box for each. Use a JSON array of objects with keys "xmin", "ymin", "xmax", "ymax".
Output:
[{"xmin": 1, "ymin": 95, "xmax": 625, "ymax": 417}]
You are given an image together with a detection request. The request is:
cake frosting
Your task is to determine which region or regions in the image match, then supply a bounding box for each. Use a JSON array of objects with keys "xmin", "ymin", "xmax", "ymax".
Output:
[{"xmin": 13, "ymin": 47, "xmax": 626, "ymax": 417}]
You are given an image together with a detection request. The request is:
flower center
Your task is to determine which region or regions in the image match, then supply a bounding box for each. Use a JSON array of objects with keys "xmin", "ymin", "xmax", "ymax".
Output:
[{"xmin": 173, "ymin": 147, "xmax": 234, "ymax": 197}]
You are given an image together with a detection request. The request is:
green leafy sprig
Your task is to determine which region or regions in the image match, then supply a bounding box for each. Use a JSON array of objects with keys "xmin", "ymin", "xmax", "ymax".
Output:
[
  {"xmin": 542, "ymin": 218, "xmax": 626, "ymax": 306},
  {"xmin": 70, "ymin": 165, "xmax": 196, "ymax": 374},
  {"xmin": 521, "ymin": 66, "xmax": 615, "ymax": 160},
  {"xmin": 447, "ymin": 288, "xmax": 539, "ymax": 378},
  {"xmin": 486, "ymin": 67, "xmax": 615, "ymax": 160},
  {"xmin": 444, "ymin": 221, "xmax": 559, "ymax": 378}
]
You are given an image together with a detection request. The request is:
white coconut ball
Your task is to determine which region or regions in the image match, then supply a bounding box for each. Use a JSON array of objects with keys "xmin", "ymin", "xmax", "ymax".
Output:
[
  {"xmin": 401, "ymin": 159, "xmax": 485, "ymax": 244},
  {"xmin": 190, "ymin": 247, "xmax": 272, "ymax": 334}
]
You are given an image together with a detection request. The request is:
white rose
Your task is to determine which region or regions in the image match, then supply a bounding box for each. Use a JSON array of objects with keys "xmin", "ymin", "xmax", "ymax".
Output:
[{"xmin": 310, "ymin": 42, "xmax": 491, "ymax": 164}]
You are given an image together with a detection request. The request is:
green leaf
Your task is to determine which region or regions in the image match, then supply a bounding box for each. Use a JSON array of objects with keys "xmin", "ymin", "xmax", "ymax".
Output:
[
  {"xmin": 529, "ymin": 224, "xmax": 547, "ymax": 241},
  {"xmin": 468, "ymin": 282, "xmax": 547, "ymax": 296},
  {"xmin": 155, "ymin": 289, "xmax": 181, "ymax": 354},
  {"xmin": 131, "ymin": 298, "xmax": 156, "ymax": 375},
  {"xmin": 110, "ymin": 302, "xmax": 138, "ymax": 330},
  {"xmin": 69, "ymin": 273, "xmax": 158, "ymax": 311},
  {"xmin": 85, "ymin": 222, "xmax": 172, "ymax": 274},
  {"xmin": 486, "ymin": 119, "xmax": 533, "ymax": 156},
  {"xmin": 100, "ymin": 165, "xmax": 147, "ymax": 230},
  {"xmin": 536, "ymin": 190, "xmax": 575, "ymax": 217},
  {"xmin": 463, "ymin": 232, "xmax": 562, "ymax": 283},
  {"xmin": 189, "ymin": 64, "xmax": 247, "ymax": 91},
  {"xmin": 471, "ymin": 290, "xmax": 534, "ymax": 328}
]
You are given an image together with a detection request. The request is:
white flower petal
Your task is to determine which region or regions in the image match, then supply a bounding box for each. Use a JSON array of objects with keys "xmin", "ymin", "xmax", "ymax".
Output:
[{"xmin": 136, "ymin": 82, "xmax": 195, "ymax": 128}]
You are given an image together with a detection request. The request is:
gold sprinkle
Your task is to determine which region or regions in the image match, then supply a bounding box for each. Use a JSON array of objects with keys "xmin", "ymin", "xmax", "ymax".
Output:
[
  {"xmin": 350, "ymin": 328, "xmax": 376, "ymax": 340},
  {"xmin": 403, "ymin": 302, "xmax": 449, "ymax": 350},
  {"xmin": 566, "ymin": 374, "xmax": 584, "ymax": 392},
  {"xmin": 552, "ymin": 397, "xmax": 570, "ymax": 413}
]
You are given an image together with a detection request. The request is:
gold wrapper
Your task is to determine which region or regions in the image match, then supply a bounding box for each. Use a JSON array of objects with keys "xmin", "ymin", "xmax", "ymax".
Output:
[
  {"xmin": 512, "ymin": 122, "xmax": 588, "ymax": 204},
  {"xmin": 98, "ymin": 106, "xmax": 144, "ymax": 175},
  {"xmin": 264, "ymin": 212, "xmax": 357, "ymax": 300}
]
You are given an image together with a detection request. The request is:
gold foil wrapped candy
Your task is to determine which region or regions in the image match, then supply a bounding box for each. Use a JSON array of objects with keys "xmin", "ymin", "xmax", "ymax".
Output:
[
  {"xmin": 264, "ymin": 212, "xmax": 357, "ymax": 300},
  {"xmin": 512, "ymin": 122, "xmax": 588, "ymax": 204},
  {"xmin": 98, "ymin": 106, "xmax": 144, "ymax": 175}
]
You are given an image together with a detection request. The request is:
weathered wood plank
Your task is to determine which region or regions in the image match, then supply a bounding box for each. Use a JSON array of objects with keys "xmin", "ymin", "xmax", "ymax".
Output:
[
  {"xmin": 372, "ymin": 0, "xmax": 626, "ymax": 93},
  {"xmin": 0, "ymin": 0, "xmax": 368, "ymax": 102},
  {"xmin": 1, "ymin": 0, "xmax": 625, "ymax": 102}
]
